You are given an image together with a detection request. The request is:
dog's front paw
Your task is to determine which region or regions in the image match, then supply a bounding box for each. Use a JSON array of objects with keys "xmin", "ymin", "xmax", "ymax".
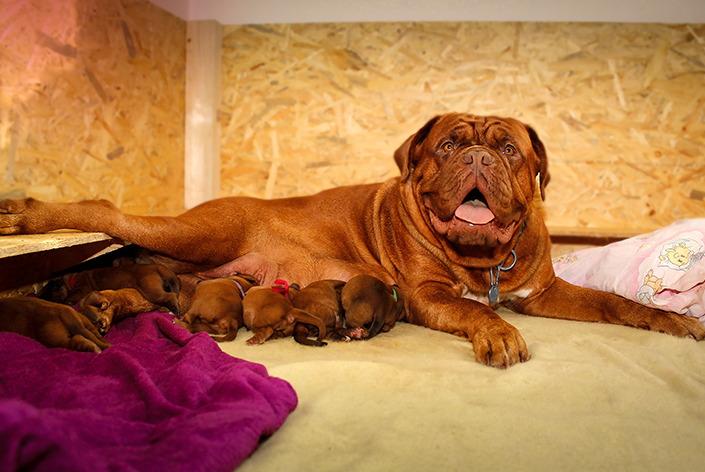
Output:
[
  {"xmin": 642, "ymin": 310, "xmax": 705, "ymax": 340},
  {"xmin": 0, "ymin": 197, "xmax": 44, "ymax": 234},
  {"xmin": 472, "ymin": 318, "xmax": 530, "ymax": 368}
]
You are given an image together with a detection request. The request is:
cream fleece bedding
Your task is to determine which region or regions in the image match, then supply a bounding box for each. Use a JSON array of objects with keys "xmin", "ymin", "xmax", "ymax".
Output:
[{"xmin": 219, "ymin": 308, "xmax": 705, "ymax": 472}]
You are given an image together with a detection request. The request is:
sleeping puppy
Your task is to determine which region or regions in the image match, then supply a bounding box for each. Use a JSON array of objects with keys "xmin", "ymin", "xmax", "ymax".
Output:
[
  {"xmin": 242, "ymin": 284, "xmax": 327, "ymax": 345},
  {"xmin": 175, "ymin": 275, "xmax": 257, "ymax": 342},
  {"xmin": 0, "ymin": 296, "xmax": 111, "ymax": 353},
  {"xmin": 290, "ymin": 279, "xmax": 346, "ymax": 345},
  {"xmin": 39, "ymin": 263, "xmax": 181, "ymax": 318},
  {"xmin": 78, "ymin": 288, "xmax": 166, "ymax": 334},
  {"xmin": 339, "ymin": 274, "xmax": 405, "ymax": 340}
]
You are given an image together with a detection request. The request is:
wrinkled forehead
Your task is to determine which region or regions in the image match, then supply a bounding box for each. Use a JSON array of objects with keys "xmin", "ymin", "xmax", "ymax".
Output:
[{"xmin": 430, "ymin": 113, "xmax": 528, "ymax": 144}]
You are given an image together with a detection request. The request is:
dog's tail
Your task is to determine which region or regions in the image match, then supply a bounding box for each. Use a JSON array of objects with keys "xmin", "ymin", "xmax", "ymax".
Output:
[
  {"xmin": 211, "ymin": 319, "xmax": 241, "ymax": 343},
  {"xmin": 289, "ymin": 309, "xmax": 327, "ymax": 346}
]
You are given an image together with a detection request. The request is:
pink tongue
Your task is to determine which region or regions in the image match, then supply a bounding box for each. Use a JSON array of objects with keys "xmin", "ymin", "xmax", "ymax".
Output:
[{"xmin": 455, "ymin": 200, "xmax": 495, "ymax": 225}]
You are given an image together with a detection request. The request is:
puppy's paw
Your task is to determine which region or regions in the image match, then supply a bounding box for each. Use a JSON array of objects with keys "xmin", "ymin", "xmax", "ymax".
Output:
[
  {"xmin": 472, "ymin": 319, "xmax": 530, "ymax": 368},
  {"xmin": 348, "ymin": 327, "xmax": 367, "ymax": 339},
  {"xmin": 246, "ymin": 335, "xmax": 266, "ymax": 345}
]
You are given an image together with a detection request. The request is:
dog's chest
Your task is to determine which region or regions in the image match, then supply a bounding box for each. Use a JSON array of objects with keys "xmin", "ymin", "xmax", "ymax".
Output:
[{"xmin": 461, "ymin": 284, "xmax": 533, "ymax": 305}]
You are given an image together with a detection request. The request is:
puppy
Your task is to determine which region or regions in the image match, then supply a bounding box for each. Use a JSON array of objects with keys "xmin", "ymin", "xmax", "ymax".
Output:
[
  {"xmin": 339, "ymin": 274, "xmax": 405, "ymax": 340},
  {"xmin": 290, "ymin": 279, "xmax": 346, "ymax": 345},
  {"xmin": 40, "ymin": 263, "xmax": 181, "ymax": 317},
  {"xmin": 175, "ymin": 273, "xmax": 202, "ymax": 314},
  {"xmin": 175, "ymin": 275, "xmax": 257, "ymax": 342},
  {"xmin": 0, "ymin": 296, "xmax": 111, "ymax": 353},
  {"xmin": 242, "ymin": 284, "xmax": 327, "ymax": 345},
  {"xmin": 78, "ymin": 288, "xmax": 166, "ymax": 334}
]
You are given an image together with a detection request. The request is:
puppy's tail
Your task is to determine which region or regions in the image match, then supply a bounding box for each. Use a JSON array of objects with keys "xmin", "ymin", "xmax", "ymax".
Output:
[
  {"xmin": 289, "ymin": 309, "xmax": 327, "ymax": 346},
  {"xmin": 293, "ymin": 324, "xmax": 327, "ymax": 347},
  {"xmin": 212, "ymin": 319, "xmax": 241, "ymax": 343}
]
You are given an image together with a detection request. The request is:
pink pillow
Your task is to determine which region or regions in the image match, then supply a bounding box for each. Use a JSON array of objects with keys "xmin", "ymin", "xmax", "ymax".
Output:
[{"xmin": 553, "ymin": 219, "xmax": 705, "ymax": 326}]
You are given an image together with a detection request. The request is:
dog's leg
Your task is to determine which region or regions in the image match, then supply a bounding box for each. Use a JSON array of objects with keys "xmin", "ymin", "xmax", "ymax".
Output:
[
  {"xmin": 62, "ymin": 307, "xmax": 112, "ymax": 351},
  {"xmin": 246, "ymin": 326, "xmax": 275, "ymax": 345},
  {"xmin": 0, "ymin": 197, "xmax": 245, "ymax": 267},
  {"xmin": 513, "ymin": 277, "xmax": 705, "ymax": 339},
  {"xmin": 66, "ymin": 334, "xmax": 103, "ymax": 353},
  {"xmin": 407, "ymin": 283, "xmax": 530, "ymax": 368}
]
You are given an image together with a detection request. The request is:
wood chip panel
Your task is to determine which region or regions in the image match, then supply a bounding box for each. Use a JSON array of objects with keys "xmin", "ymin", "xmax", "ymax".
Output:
[
  {"xmin": 0, "ymin": 0, "xmax": 186, "ymax": 216},
  {"xmin": 221, "ymin": 22, "xmax": 705, "ymax": 233}
]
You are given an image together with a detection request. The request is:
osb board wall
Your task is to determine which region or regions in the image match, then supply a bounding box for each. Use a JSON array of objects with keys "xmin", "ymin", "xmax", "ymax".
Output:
[
  {"xmin": 221, "ymin": 22, "xmax": 705, "ymax": 233},
  {"xmin": 0, "ymin": 0, "xmax": 186, "ymax": 216}
]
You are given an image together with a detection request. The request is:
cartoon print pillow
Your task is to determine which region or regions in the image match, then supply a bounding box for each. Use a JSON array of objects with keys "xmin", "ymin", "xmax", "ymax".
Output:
[{"xmin": 552, "ymin": 219, "xmax": 705, "ymax": 326}]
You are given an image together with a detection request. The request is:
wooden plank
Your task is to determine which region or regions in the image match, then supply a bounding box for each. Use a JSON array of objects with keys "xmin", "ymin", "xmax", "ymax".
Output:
[
  {"xmin": 546, "ymin": 225, "xmax": 648, "ymax": 240},
  {"xmin": 0, "ymin": 235, "xmax": 124, "ymax": 293},
  {"xmin": 185, "ymin": 20, "xmax": 223, "ymax": 209},
  {"xmin": 0, "ymin": 232, "xmax": 119, "ymax": 258}
]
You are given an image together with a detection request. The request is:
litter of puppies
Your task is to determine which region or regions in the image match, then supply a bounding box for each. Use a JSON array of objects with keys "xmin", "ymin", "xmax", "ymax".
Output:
[{"xmin": 0, "ymin": 261, "xmax": 406, "ymax": 351}]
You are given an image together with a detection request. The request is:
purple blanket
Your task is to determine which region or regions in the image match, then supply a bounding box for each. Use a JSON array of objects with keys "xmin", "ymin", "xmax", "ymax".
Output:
[{"xmin": 0, "ymin": 312, "xmax": 297, "ymax": 472}]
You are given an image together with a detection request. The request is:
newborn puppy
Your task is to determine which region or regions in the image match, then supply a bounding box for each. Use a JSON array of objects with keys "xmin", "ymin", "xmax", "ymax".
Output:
[
  {"xmin": 39, "ymin": 263, "xmax": 181, "ymax": 317},
  {"xmin": 242, "ymin": 284, "xmax": 327, "ymax": 345},
  {"xmin": 339, "ymin": 274, "xmax": 405, "ymax": 340},
  {"xmin": 290, "ymin": 279, "xmax": 347, "ymax": 345},
  {"xmin": 0, "ymin": 296, "xmax": 111, "ymax": 353},
  {"xmin": 78, "ymin": 288, "xmax": 166, "ymax": 334},
  {"xmin": 175, "ymin": 273, "xmax": 202, "ymax": 314},
  {"xmin": 175, "ymin": 275, "xmax": 257, "ymax": 342}
]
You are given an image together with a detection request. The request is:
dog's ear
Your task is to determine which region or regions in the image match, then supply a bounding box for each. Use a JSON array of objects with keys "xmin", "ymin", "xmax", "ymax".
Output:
[
  {"xmin": 393, "ymin": 135, "xmax": 413, "ymax": 179},
  {"xmin": 394, "ymin": 115, "xmax": 442, "ymax": 180},
  {"xmin": 524, "ymin": 124, "xmax": 550, "ymax": 201}
]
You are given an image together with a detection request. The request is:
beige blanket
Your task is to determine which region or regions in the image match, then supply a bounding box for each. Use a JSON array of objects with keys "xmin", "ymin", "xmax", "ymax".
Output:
[{"xmin": 220, "ymin": 308, "xmax": 705, "ymax": 471}]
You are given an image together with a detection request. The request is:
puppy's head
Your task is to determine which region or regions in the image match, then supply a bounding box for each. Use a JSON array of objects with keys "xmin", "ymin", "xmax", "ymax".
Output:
[
  {"xmin": 77, "ymin": 291, "xmax": 112, "ymax": 333},
  {"xmin": 394, "ymin": 113, "xmax": 549, "ymax": 249}
]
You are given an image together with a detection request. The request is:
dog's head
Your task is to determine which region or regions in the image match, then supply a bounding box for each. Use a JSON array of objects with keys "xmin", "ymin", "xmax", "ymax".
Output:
[
  {"xmin": 394, "ymin": 113, "xmax": 549, "ymax": 249},
  {"xmin": 77, "ymin": 291, "xmax": 113, "ymax": 334}
]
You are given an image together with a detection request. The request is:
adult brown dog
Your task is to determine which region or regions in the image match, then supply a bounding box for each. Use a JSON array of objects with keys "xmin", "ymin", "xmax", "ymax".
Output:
[
  {"xmin": 0, "ymin": 297, "xmax": 111, "ymax": 353},
  {"xmin": 1, "ymin": 112, "xmax": 703, "ymax": 368}
]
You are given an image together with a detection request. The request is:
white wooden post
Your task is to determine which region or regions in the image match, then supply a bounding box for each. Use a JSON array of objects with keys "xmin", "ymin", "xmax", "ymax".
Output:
[{"xmin": 184, "ymin": 20, "xmax": 222, "ymax": 209}]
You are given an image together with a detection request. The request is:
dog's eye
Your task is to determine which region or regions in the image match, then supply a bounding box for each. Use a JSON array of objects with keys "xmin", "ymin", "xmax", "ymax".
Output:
[
  {"xmin": 442, "ymin": 142, "xmax": 454, "ymax": 152},
  {"xmin": 503, "ymin": 144, "xmax": 517, "ymax": 156}
]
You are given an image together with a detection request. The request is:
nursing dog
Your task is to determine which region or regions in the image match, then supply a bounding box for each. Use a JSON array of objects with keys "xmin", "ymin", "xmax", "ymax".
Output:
[{"xmin": 2, "ymin": 113, "xmax": 702, "ymax": 368}]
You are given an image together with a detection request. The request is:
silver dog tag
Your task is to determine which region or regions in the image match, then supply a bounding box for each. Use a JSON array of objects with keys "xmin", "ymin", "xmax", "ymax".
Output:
[{"xmin": 488, "ymin": 285, "xmax": 499, "ymax": 304}]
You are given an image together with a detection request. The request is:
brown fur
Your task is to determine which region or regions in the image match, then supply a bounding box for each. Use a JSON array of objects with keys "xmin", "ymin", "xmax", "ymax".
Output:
[
  {"xmin": 2, "ymin": 112, "xmax": 703, "ymax": 368},
  {"xmin": 40, "ymin": 263, "xmax": 181, "ymax": 317},
  {"xmin": 78, "ymin": 288, "xmax": 165, "ymax": 334},
  {"xmin": 0, "ymin": 297, "xmax": 111, "ymax": 353},
  {"xmin": 338, "ymin": 275, "xmax": 405, "ymax": 340},
  {"xmin": 175, "ymin": 275, "xmax": 257, "ymax": 342},
  {"xmin": 242, "ymin": 285, "xmax": 327, "ymax": 345},
  {"xmin": 290, "ymin": 279, "xmax": 346, "ymax": 345}
]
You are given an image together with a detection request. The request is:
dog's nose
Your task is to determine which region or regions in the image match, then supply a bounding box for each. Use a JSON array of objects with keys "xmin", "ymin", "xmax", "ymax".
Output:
[{"xmin": 462, "ymin": 148, "xmax": 494, "ymax": 166}]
